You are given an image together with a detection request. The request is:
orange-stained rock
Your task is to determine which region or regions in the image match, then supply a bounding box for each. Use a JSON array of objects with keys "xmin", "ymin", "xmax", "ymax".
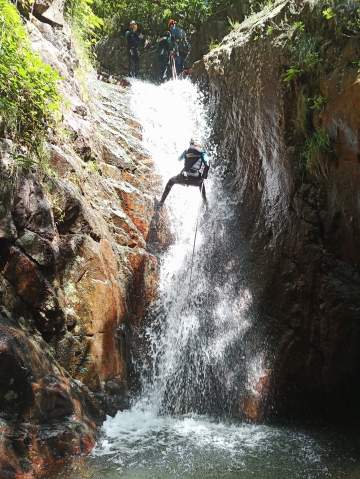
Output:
[
  {"xmin": 0, "ymin": 7, "xmax": 172, "ymax": 477},
  {"xmin": 242, "ymin": 371, "xmax": 271, "ymax": 423},
  {"xmin": 60, "ymin": 238, "xmax": 127, "ymax": 389},
  {"xmin": 114, "ymin": 181, "xmax": 154, "ymax": 238},
  {"xmin": 0, "ymin": 314, "xmax": 101, "ymax": 479}
]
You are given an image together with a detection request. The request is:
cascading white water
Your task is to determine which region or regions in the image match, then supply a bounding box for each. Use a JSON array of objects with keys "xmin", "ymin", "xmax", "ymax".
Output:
[
  {"xmin": 124, "ymin": 78, "xmax": 264, "ymax": 417},
  {"xmin": 54, "ymin": 78, "xmax": 360, "ymax": 479},
  {"xmin": 54, "ymin": 78, "xmax": 355, "ymax": 479}
]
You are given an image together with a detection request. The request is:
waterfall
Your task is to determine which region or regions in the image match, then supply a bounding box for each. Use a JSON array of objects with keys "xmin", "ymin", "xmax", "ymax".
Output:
[
  {"xmin": 127, "ymin": 78, "xmax": 259, "ymax": 417},
  {"xmin": 84, "ymin": 79, "xmax": 341, "ymax": 479}
]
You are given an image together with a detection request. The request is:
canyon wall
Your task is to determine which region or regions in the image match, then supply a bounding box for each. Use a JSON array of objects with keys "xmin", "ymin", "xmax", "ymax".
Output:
[
  {"xmin": 0, "ymin": 3, "xmax": 165, "ymax": 476},
  {"xmin": 194, "ymin": 0, "xmax": 360, "ymax": 422}
]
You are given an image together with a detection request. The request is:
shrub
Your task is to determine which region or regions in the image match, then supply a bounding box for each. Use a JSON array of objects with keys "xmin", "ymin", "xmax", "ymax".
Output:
[
  {"xmin": 283, "ymin": 66, "xmax": 302, "ymax": 82},
  {"xmin": 65, "ymin": 0, "xmax": 103, "ymax": 46},
  {"xmin": 209, "ymin": 38, "xmax": 221, "ymax": 50},
  {"xmin": 303, "ymin": 128, "xmax": 332, "ymax": 177},
  {"xmin": 228, "ymin": 17, "xmax": 240, "ymax": 30},
  {"xmin": 308, "ymin": 95, "xmax": 327, "ymax": 111},
  {"xmin": 320, "ymin": 0, "xmax": 360, "ymax": 36},
  {"xmin": 0, "ymin": 0, "xmax": 60, "ymax": 163}
]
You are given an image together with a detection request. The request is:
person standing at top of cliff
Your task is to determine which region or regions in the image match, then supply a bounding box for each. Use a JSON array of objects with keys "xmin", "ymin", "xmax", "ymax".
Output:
[
  {"xmin": 157, "ymin": 31, "xmax": 173, "ymax": 81},
  {"xmin": 168, "ymin": 19, "xmax": 189, "ymax": 75},
  {"xmin": 156, "ymin": 138, "xmax": 210, "ymax": 208},
  {"xmin": 125, "ymin": 20, "xmax": 144, "ymax": 78}
]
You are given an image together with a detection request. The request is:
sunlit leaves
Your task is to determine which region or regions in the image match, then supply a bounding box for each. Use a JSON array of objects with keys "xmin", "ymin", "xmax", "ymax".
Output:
[{"xmin": 0, "ymin": 0, "xmax": 60, "ymax": 158}]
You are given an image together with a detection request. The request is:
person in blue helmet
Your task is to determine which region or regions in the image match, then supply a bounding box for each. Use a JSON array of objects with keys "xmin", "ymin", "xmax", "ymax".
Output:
[{"xmin": 157, "ymin": 139, "xmax": 210, "ymax": 208}]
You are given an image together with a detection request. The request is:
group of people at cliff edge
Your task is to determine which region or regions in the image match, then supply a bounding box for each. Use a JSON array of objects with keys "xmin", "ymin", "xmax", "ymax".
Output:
[
  {"xmin": 125, "ymin": 19, "xmax": 189, "ymax": 80},
  {"xmin": 125, "ymin": 22, "xmax": 209, "ymax": 207}
]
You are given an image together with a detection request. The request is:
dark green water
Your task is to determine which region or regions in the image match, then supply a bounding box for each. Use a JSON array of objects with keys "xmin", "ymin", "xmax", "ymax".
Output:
[{"xmin": 55, "ymin": 409, "xmax": 360, "ymax": 479}]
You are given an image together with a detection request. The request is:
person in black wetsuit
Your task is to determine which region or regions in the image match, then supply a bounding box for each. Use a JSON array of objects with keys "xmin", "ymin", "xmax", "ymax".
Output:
[
  {"xmin": 157, "ymin": 31, "xmax": 172, "ymax": 81},
  {"xmin": 157, "ymin": 139, "xmax": 210, "ymax": 208},
  {"xmin": 125, "ymin": 20, "xmax": 144, "ymax": 78},
  {"xmin": 168, "ymin": 19, "xmax": 189, "ymax": 75}
]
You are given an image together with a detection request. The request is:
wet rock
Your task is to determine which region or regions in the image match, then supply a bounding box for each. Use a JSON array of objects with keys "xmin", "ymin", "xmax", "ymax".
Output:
[
  {"xmin": 16, "ymin": 230, "xmax": 58, "ymax": 269},
  {"xmin": 0, "ymin": 155, "xmax": 17, "ymax": 243},
  {"xmin": 13, "ymin": 175, "xmax": 56, "ymax": 240},
  {"xmin": 0, "ymin": 6, "xmax": 170, "ymax": 475},
  {"xmin": 195, "ymin": 0, "xmax": 360, "ymax": 422},
  {"xmin": 0, "ymin": 311, "xmax": 101, "ymax": 477},
  {"xmin": 3, "ymin": 247, "xmax": 64, "ymax": 334}
]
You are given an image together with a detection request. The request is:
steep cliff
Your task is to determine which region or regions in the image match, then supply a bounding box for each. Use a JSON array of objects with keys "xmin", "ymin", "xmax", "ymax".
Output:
[
  {"xmin": 194, "ymin": 0, "xmax": 360, "ymax": 422},
  {"xmin": 0, "ymin": 2, "xmax": 165, "ymax": 476}
]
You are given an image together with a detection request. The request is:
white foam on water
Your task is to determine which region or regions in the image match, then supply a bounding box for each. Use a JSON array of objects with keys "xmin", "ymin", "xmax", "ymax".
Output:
[{"xmin": 87, "ymin": 77, "xmax": 336, "ymax": 479}]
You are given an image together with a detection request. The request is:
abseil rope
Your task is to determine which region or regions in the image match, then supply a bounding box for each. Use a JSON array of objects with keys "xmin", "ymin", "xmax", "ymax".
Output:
[
  {"xmin": 171, "ymin": 55, "xmax": 177, "ymax": 80},
  {"xmin": 187, "ymin": 182, "xmax": 204, "ymax": 293}
]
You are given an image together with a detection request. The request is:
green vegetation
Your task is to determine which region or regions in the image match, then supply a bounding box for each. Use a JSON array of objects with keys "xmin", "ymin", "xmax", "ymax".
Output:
[
  {"xmin": 321, "ymin": 1, "xmax": 360, "ymax": 36},
  {"xmin": 283, "ymin": 31, "xmax": 320, "ymax": 83},
  {"xmin": 302, "ymin": 129, "xmax": 332, "ymax": 177},
  {"xmin": 228, "ymin": 17, "xmax": 240, "ymax": 31},
  {"xmin": 209, "ymin": 38, "xmax": 221, "ymax": 50},
  {"xmin": 322, "ymin": 7, "xmax": 335, "ymax": 20},
  {"xmin": 0, "ymin": 0, "xmax": 60, "ymax": 166},
  {"xmin": 308, "ymin": 95, "xmax": 327, "ymax": 111},
  {"xmin": 352, "ymin": 59, "xmax": 360, "ymax": 72},
  {"xmin": 92, "ymin": 0, "xmax": 214, "ymax": 39},
  {"xmin": 63, "ymin": 0, "xmax": 246, "ymax": 43},
  {"xmin": 249, "ymin": 0, "xmax": 274, "ymax": 13},
  {"xmin": 65, "ymin": 0, "xmax": 103, "ymax": 47},
  {"xmin": 283, "ymin": 66, "xmax": 302, "ymax": 83},
  {"xmin": 269, "ymin": 2, "xmax": 360, "ymax": 177}
]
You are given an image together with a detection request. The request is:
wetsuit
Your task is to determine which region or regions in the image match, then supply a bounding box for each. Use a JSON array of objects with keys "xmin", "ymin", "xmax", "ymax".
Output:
[
  {"xmin": 169, "ymin": 25, "xmax": 189, "ymax": 74},
  {"xmin": 157, "ymin": 33, "xmax": 172, "ymax": 81},
  {"xmin": 125, "ymin": 30, "xmax": 143, "ymax": 77},
  {"xmin": 159, "ymin": 146, "xmax": 209, "ymax": 206}
]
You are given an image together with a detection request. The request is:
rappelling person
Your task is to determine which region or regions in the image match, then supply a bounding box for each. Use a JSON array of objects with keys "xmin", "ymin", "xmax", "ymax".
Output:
[
  {"xmin": 168, "ymin": 19, "xmax": 189, "ymax": 75},
  {"xmin": 125, "ymin": 20, "xmax": 144, "ymax": 78},
  {"xmin": 156, "ymin": 139, "xmax": 210, "ymax": 208}
]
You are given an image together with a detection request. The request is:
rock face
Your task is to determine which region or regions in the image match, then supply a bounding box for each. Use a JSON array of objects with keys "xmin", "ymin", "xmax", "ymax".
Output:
[
  {"xmin": 194, "ymin": 0, "xmax": 360, "ymax": 422},
  {"xmin": 188, "ymin": 1, "xmax": 251, "ymax": 64},
  {"xmin": 0, "ymin": 310, "xmax": 99, "ymax": 478},
  {"xmin": 0, "ymin": 5, "xmax": 166, "ymax": 477},
  {"xmin": 96, "ymin": 34, "xmax": 158, "ymax": 80}
]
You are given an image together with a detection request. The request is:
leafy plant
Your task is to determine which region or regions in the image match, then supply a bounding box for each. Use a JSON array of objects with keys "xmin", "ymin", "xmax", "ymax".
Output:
[
  {"xmin": 293, "ymin": 34, "xmax": 320, "ymax": 71},
  {"xmin": 228, "ymin": 16, "xmax": 240, "ymax": 30},
  {"xmin": 0, "ymin": 0, "xmax": 60, "ymax": 165},
  {"xmin": 352, "ymin": 59, "xmax": 360, "ymax": 72},
  {"xmin": 92, "ymin": 0, "xmax": 212, "ymax": 40},
  {"xmin": 65, "ymin": 0, "xmax": 103, "ymax": 45},
  {"xmin": 209, "ymin": 38, "xmax": 221, "ymax": 50},
  {"xmin": 292, "ymin": 21, "xmax": 305, "ymax": 33},
  {"xmin": 283, "ymin": 66, "xmax": 302, "ymax": 83},
  {"xmin": 319, "ymin": 1, "xmax": 360, "ymax": 36},
  {"xmin": 284, "ymin": 33, "xmax": 320, "ymax": 83},
  {"xmin": 322, "ymin": 7, "xmax": 335, "ymax": 20},
  {"xmin": 303, "ymin": 128, "xmax": 332, "ymax": 176},
  {"xmin": 308, "ymin": 95, "xmax": 327, "ymax": 111},
  {"xmin": 249, "ymin": 0, "xmax": 274, "ymax": 14},
  {"xmin": 266, "ymin": 25, "xmax": 274, "ymax": 36}
]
